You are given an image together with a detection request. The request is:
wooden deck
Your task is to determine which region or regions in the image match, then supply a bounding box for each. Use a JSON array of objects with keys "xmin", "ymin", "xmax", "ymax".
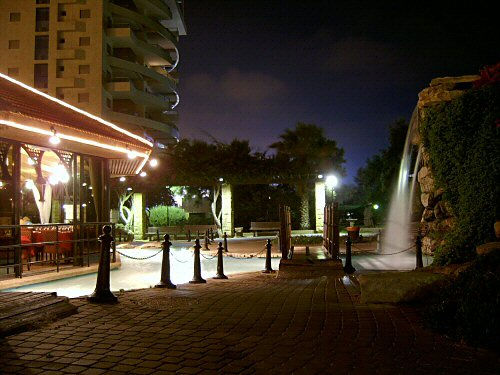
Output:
[{"xmin": 0, "ymin": 292, "xmax": 77, "ymax": 337}]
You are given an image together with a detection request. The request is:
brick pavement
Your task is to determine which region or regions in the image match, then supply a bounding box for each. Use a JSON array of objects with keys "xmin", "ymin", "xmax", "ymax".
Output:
[{"xmin": 0, "ymin": 272, "xmax": 498, "ymax": 374}]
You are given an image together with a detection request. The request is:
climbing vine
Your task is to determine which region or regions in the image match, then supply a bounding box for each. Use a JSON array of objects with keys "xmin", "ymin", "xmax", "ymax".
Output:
[{"xmin": 420, "ymin": 83, "xmax": 500, "ymax": 265}]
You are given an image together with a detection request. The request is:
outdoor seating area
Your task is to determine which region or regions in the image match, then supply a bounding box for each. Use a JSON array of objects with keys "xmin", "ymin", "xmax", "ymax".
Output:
[{"xmin": 250, "ymin": 221, "xmax": 281, "ymax": 236}]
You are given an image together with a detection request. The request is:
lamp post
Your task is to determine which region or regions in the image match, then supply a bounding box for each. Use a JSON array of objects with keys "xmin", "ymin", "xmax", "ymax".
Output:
[{"xmin": 325, "ymin": 174, "xmax": 339, "ymax": 204}]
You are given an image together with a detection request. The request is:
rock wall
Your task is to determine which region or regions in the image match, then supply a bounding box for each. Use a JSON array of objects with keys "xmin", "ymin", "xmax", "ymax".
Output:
[{"xmin": 415, "ymin": 75, "xmax": 479, "ymax": 254}]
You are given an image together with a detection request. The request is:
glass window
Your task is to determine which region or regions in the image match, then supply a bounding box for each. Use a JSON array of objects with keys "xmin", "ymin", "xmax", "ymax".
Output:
[
  {"xmin": 35, "ymin": 8, "xmax": 49, "ymax": 32},
  {"xmin": 10, "ymin": 13, "xmax": 21, "ymax": 22},
  {"xmin": 79, "ymin": 37, "xmax": 90, "ymax": 46},
  {"xmin": 8, "ymin": 40, "xmax": 20, "ymax": 49},
  {"xmin": 80, "ymin": 9, "xmax": 90, "ymax": 18},
  {"xmin": 35, "ymin": 36, "xmax": 49, "ymax": 60},
  {"xmin": 78, "ymin": 93, "xmax": 89, "ymax": 103},
  {"xmin": 34, "ymin": 64, "xmax": 48, "ymax": 89},
  {"xmin": 7, "ymin": 68, "xmax": 19, "ymax": 77},
  {"xmin": 79, "ymin": 65, "xmax": 90, "ymax": 74}
]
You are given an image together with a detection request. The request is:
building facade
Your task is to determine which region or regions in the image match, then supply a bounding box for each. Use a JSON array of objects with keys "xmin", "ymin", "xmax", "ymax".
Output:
[{"xmin": 0, "ymin": 0, "xmax": 186, "ymax": 147}]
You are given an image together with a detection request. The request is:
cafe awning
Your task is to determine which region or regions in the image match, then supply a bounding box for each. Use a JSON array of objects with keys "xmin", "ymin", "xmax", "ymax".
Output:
[{"xmin": 0, "ymin": 73, "xmax": 153, "ymax": 176}]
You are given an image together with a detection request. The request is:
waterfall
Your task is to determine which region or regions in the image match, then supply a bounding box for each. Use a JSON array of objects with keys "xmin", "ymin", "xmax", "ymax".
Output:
[{"xmin": 381, "ymin": 107, "xmax": 420, "ymax": 254}]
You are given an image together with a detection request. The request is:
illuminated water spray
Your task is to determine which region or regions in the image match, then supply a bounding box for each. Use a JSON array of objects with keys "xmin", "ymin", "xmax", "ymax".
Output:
[{"xmin": 382, "ymin": 107, "xmax": 420, "ymax": 254}]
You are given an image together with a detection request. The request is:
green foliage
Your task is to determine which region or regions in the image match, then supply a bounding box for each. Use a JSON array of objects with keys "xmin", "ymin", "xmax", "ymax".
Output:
[
  {"xmin": 424, "ymin": 251, "xmax": 500, "ymax": 351},
  {"xmin": 292, "ymin": 235, "xmax": 323, "ymax": 246},
  {"xmin": 354, "ymin": 119, "xmax": 409, "ymax": 222},
  {"xmin": 186, "ymin": 213, "xmax": 213, "ymax": 225},
  {"xmin": 271, "ymin": 122, "xmax": 346, "ymax": 228},
  {"xmin": 148, "ymin": 205, "xmax": 187, "ymax": 226},
  {"xmin": 421, "ymin": 84, "xmax": 500, "ymax": 265},
  {"xmin": 233, "ymin": 184, "xmax": 301, "ymax": 230}
]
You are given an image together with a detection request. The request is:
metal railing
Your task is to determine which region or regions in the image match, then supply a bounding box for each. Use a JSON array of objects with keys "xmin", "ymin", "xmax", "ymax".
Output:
[{"xmin": 0, "ymin": 222, "xmax": 116, "ymax": 279}]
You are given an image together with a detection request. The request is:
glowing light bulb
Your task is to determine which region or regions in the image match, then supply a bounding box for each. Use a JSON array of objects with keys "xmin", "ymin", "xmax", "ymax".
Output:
[
  {"xmin": 373, "ymin": 204, "xmax": 380, "ymax": 210},
  {"xmin": 127, "ymin": 150, "xmax": 137, "ymax": 159},
  {"xmin": 149, "ymin": 158, "xmax": 158, "ymax": 167},
  {"xmin": 119, "ymin": 176, "xmax": 126, "ymax": 182},
  {"xmin": 49, "ymin": 128, "xmax": 61, "ymax": 145},
  {"xmin": 25, "ymin": 179, "xmax": 35, "ymax": 190},
  {"xmin": 218, "ymin": 177, "xmax": 223, "ymax": 182},
  {"xmin": 317, "ymin": 174, "xmax": 323, "ymax": 179},
  {"xmin": 139, "ymin": 171, "xmax": 147, "ymax": 177},
  {"xmin": 127, "ymin": 187, "xmax": 132, "ymax": 191}
]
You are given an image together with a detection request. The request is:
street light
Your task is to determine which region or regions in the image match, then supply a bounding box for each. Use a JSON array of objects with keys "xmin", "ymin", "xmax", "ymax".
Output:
[
  {"xmin": 325, "ymin": 174, "xmax": 339, "ymax": 203},
  {"xmin": 373, "ymin": 203, "xmax": 380, "ymax": 210}
]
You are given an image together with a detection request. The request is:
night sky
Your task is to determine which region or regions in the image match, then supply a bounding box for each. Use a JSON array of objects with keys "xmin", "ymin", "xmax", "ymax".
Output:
[{"xmin": 177, "ymin": 0, "xmax": 498, "ymax": 182}]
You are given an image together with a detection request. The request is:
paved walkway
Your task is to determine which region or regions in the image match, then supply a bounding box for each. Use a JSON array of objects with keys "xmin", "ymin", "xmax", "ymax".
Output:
[{"xmin": 1, "ymin": 272, "xmax": 498, "ymax": 374}]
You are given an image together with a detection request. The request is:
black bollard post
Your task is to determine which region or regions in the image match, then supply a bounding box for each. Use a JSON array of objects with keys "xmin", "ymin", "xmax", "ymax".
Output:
[
  {"xmin": 155, "ymin": 234, "xmax": 176, "ymax": 289},
  {"xmin": 223, "ymin": 232, "xmax": 228, "ymax": 252},
  {"xmin": 415, "ymin": 235, "xmax": 423, "ymax": 269},
  {"xmin": 262, "ymin": 239, "xmax": 275, "ymax": 273},
  {"xmin": 190, "ymin": 239, "xmax": 206, "ymax": 284},
  {"xmin": 343, "ymin": 236, "xmax": 356, "ymax": 274},
  {"xmin": 305, "ymin": 246, "xmax": 310, "ymax": 256},
  {"xmin": 187, "ymin": 229, "xmax": 191, "ymax": 242},
  {"xmin": 88, "ymin": 225, "xmax": 118, "ymax": 303},
  {"xmin": 213, "ymin": 242, "xmax": 228, "ymax": 279}
]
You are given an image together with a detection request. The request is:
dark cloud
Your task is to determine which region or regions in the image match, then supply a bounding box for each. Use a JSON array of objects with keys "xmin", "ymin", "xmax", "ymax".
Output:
[{"xmin": 184, "ymin": 69, "xmax": 288, "ymax": 104}]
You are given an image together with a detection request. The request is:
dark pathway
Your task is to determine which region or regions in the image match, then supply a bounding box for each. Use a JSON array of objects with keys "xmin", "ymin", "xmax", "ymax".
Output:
[{"xmin": 0, "ymin": 273, "xmax": 498, "ymax": 374}]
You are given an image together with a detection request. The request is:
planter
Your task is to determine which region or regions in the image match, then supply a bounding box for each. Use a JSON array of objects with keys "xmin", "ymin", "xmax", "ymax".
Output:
[{"xmin": 346, "ymin": 226, "xmax": 360, "ymax": 241}]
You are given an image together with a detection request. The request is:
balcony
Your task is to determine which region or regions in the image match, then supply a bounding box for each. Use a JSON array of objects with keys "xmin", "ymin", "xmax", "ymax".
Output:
[
  {"xmin": 107, "ymin": 27, "xmax": 173, "ymax": 67},
  {"xmin": 103, "ymin": 109, "xmax": 178, "ymax": 141},
  {"xmin": 133, "ymin": 0, "xmax": 172, "ymax": 19},
  {"xmin": 108, "ymin": 3, "xmax": 177, "ymax": 45},
  {"xmin": 105, "ymin": 80, "xmax": 175, "ymax": 111},
  {"xmin": 106, "ymin": 56, "xmax": 177, "ymax": 94}
]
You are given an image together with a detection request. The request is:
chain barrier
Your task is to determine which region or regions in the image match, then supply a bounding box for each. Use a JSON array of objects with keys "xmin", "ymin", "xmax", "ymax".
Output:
[
  {"xmin": 200, "ymin": 253, "xmax": 218, "ymax": 260},
  {"xmin": 169, "ymin": 250, "xmax": 193, "ymax": 264},
  {"xmin": 116, "ymin": 249, "xmax": 163, "ymax": 260},
  {"xmin": 224, "ymin": 246, "xmax": 267, "ymax": 259},
  {"xmin": 350, "ymin": 243, "xmax": 416, "ymax": 255}
]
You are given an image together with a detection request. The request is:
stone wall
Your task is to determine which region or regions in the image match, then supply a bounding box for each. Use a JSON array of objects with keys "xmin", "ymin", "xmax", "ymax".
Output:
[{"xmin": 415, "ymin": 75, "xmax": 479, "ymax": 254}]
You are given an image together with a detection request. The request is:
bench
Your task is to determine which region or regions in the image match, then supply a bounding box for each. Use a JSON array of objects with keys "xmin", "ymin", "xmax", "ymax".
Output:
[
  {"xmin": 249, "ymin": 222, "xmax": 280, "ymax": 237},
  {"xmin": 183, "ymin": 225, "xmax": 218, "ymax": 241},
  {"xmin": 146, "ymin": 226, "xmax": 180, "ymax": 241}
]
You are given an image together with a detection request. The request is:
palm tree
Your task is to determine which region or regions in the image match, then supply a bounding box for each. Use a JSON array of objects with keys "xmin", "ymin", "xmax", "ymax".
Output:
[{"xmin": 271, "ymin": 123, "xmax": 345, "ymax": 229}]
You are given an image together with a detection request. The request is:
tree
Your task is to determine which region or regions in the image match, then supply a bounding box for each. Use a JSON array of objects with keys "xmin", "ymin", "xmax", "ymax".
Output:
[
  {"xmin": 270, "ymin": 123, "xmax": 345, "ymax": 229},
  {"xmin": 162, "ymin": 138, "xmax": 265, "ymax": 231},
  {"xmin": 354, "ymin": 119, "xmax": 409, "ymax": 222}
]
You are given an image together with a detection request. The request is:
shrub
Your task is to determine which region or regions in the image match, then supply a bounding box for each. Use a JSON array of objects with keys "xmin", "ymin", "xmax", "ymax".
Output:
[
  {"xmin": 420, "ymin": 84, "xmax": 500, "ymax": 265},
  {"xmin": 292, "ymin": 235, "xmax": 323, "ymax": 246},
  {"xmin": 148, "ymin": 205, "xmax": 187, "ymax": 226},
  {"xmin": 424, "ymin": 250, "xmax": 500, "ymax": 351}
]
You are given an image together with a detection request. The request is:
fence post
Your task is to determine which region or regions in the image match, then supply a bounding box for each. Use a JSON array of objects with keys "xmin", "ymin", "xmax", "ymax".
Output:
[
  {"xmin": 88, "ymin": 225, "xmax": 118, "ymax": 303},
  {"xmin": 306, "ymin": 246, "xmax": 310, "ymax": 256},
  {"xmin": 187, "ymin": 229, "xmax": 191, "ymax": 242},
  {"xmin": 415, "ymin": 235, "xmax": 423, "ymax": 269},
  {"xmin": 156, "ymin": 234, "xmax": 176, "ymax": 289},
  {"xmin": 223, "ymin": 232, "xmax": 228, "ymax": 252},
  {"xmin": 213, "ymin": 242, "xmax": 228, "ymax": 279},
  {"xmin": 376, "ymin": 229, "xmax": 382, "ymax": 253},
  {"xmin": 343, "ymin": 236, "xmax": 355, "ymax": 274},
  {"xmin": 262, "ymin": 239, "xmax": 275, "ymax": 273},
  {"xmin": 190, "ymin": 239, "xmax": 206, "ymax": 284}
]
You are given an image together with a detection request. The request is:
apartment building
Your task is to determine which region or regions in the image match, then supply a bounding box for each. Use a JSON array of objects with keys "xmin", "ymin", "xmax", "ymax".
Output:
[{"xmin": 0, "ymin": 0, "xmax": 186, "ymax": 147}]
